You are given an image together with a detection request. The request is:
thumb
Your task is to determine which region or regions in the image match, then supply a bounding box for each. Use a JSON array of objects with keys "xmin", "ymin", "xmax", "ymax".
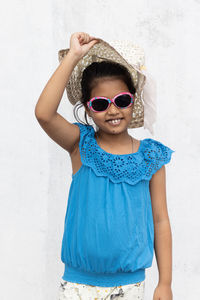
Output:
[
  {"xmin": 81, "ymin": 38, "xmax": 100, "ymax": 58},
  {"xmin": 88, "ymin": 39, "xmax": 100, "ymax": 48}
]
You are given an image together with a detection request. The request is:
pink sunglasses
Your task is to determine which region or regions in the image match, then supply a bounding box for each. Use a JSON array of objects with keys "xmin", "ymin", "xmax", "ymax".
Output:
[{"xmin": 87, "ymin": 92, "xmax": 134, "ymax": 112}]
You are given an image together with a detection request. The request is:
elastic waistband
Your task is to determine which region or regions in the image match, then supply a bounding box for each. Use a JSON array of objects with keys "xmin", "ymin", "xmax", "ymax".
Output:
[{"xmin": 62, "ymin": 264, "xmax": 145, "ymax": 287}]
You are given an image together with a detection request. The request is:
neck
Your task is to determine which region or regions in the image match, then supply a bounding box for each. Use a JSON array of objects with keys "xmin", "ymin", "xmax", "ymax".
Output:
[{"xmin": 95, "ymin": 130, "xmax": 133, "ymax": 150}]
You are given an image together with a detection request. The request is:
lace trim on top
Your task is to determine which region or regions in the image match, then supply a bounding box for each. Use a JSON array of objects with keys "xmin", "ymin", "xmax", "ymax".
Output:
[{"xmin": 73, "ymin": 122, "xmax": 175, "ymax": 185}]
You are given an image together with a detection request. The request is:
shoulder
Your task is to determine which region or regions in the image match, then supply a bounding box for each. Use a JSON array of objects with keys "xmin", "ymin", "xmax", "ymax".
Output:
[
  {"xmin": 142, "ymin": 138, "xmax": 175, "ymax": 156},
  {"xmin": 73, "ymin": 122, "xmax": 94, "ymax": 135},
  {"xmin": 70, "ymin": 122, "xmax": 94, "ymax": 154},
  {"xmin": 140, "ymin": 137, "xmax": 175, "ymax": 177}
]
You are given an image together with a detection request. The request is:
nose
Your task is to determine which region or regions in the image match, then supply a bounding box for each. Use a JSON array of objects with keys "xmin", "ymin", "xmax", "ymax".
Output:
[{"xmin": 107, "ymin": 102, "xmax": 119, "ymax": 112}]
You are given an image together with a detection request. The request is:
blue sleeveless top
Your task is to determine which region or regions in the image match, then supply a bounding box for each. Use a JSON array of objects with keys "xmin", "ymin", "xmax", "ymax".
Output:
[{"xmin": 61, "ymin": 122, "xmax": 175, "ymax": 287}]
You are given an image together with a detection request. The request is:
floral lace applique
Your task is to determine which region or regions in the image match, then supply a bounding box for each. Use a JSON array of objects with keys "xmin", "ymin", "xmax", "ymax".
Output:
[{"xmin": 73, "ymin": 122, "xmax": 175, "ymax": 185}]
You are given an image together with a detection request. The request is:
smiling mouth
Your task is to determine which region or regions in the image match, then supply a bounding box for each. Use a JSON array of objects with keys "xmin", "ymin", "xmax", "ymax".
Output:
[
  {"xmin": 106, "ymin": 118, "xmax": 124, "ymax": 125},
  {"xmin": 106, "ymin": 118, "xmax": 124, "ymax": 122}
]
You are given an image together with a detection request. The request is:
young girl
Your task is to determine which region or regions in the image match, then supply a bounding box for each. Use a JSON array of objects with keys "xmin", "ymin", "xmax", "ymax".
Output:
[{"xmin": 35, "ymin": 32, "xmax": 174, "ymax": 300}]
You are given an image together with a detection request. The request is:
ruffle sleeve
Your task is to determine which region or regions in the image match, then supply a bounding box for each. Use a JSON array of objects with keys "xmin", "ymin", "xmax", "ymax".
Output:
[{"xmin": 141, "ymin": 138, "xmax": 175, "ymax": 180}]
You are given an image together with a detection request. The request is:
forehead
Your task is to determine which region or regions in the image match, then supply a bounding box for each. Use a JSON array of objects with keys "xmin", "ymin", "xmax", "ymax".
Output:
[{"xmin": 90, "ymin": 78, "xmax": 128, "ymax": 98}]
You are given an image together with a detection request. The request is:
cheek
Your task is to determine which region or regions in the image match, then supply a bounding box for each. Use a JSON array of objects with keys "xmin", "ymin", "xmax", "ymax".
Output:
[
  {"xmin": 91, "ymin": 112, "xmax": 106, "ymax": 122},
  {"xmin": 123, "ymin": 106, "xmax": 133, "ymax": 117}
]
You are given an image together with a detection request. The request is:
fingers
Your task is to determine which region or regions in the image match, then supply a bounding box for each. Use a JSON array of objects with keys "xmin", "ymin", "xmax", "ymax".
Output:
[
  {"xmin": 79, "ymin": 33, "xmax": 89, "ymax": 44},
  {"xmin": 77, "ymin": 32, "xmax": 99, "ymax": 44}
]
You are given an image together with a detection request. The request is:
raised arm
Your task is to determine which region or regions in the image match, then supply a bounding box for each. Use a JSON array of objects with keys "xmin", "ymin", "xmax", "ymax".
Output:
[
  {"xmin": 34, "ymin": 32, "xmax": 100, "ymax": 154},
  {"xmin": 35, "ymin": 50, "xmax": 79, "ymax": 122}
]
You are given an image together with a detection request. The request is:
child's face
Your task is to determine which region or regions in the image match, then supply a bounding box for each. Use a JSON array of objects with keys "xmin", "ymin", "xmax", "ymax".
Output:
[{"xmin": 85, "ymin": 78, "xmax": 134, "ymax": 133}]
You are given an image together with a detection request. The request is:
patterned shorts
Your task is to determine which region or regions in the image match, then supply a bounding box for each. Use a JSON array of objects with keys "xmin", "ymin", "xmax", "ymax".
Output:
[{"xmin": 58, "ymin": 278, "xmax": 145, "ymax": 300}]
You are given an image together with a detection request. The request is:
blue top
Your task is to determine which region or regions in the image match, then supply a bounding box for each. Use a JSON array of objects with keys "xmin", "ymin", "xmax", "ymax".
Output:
[{"xmin": 61, "ymin": 122, "xmax": 175, "ymax": 287}]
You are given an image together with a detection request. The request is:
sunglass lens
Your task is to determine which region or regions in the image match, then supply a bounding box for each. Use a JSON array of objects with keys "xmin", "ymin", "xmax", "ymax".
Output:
[
  {"xmin": 92, "ymin": 98, "xmax": 109, "ymax": 111},
  {"xmin": 115, "ymin": 94, "xmax": 132, "ymax": 108}
]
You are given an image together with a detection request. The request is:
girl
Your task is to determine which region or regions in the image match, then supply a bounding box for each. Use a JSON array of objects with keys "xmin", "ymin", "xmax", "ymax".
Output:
[{"xmin": 35, "ymin": 32, "xmax": 174, "ymax": 300}]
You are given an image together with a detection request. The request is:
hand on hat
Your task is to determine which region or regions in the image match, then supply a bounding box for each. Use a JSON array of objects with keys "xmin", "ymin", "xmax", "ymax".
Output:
[{"xmin": 69, "ymin": 32, "xmax": 100, "ymax": 60}]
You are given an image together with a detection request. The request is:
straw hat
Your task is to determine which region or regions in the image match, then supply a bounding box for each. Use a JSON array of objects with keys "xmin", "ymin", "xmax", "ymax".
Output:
[{"xmin": 58, "ymin": 38, "xmax": 157, "ymax": 134}]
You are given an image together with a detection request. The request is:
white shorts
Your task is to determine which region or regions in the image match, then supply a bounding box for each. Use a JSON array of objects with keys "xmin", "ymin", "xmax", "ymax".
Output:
[{"xmin": 58, "ymin": 278, "xmax": 145, "ymax": 300}]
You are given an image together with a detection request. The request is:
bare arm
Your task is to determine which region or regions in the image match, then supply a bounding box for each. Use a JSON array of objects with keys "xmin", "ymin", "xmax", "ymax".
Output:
[
  {"xmin": 34, "ymin": 32, "xmax": 100, "ymax": 154},
  {"xmin": 35, "ymin": 50, "xmax": 81, "ymax": 153},
  {"xmin": 149, "ymin": 165, "xmax": 172, "ymax": 287},
  {"xmin": 35, "ymin": 50, "xmax": 79, "ymax": 121}
]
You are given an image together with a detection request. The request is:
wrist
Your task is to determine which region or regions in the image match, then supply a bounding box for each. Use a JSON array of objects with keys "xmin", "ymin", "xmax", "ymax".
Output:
[
  {"xmin": 158, "ymin": 280, "xmax": 172, "ymax": 287},
  {"xmin": 67, "ymin": 50, "xmax": 81, "ymax": 63}
]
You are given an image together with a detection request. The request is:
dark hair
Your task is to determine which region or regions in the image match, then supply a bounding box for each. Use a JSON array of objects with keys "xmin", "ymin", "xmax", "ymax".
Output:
[{"xmin": 73, "ymin": 60, "xmax": 136, "ymax": 125}]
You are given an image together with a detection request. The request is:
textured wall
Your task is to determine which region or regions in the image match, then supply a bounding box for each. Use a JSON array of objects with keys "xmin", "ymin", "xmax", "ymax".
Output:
[{"xmin": 1, "ymin": 0, "xmax": 200, "ymax": 299}]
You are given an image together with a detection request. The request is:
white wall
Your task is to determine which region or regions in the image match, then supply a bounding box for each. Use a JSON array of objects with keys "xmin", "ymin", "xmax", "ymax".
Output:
[{"xmin": 1, "ymin": 0, "xmax": 200, "ymax": 299}]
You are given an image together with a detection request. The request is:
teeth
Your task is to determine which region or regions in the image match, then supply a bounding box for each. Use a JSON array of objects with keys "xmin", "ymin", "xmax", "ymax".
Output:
[{"xmin": 108, "ymin": 118, "xmax": 121, "ymax": 124}]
